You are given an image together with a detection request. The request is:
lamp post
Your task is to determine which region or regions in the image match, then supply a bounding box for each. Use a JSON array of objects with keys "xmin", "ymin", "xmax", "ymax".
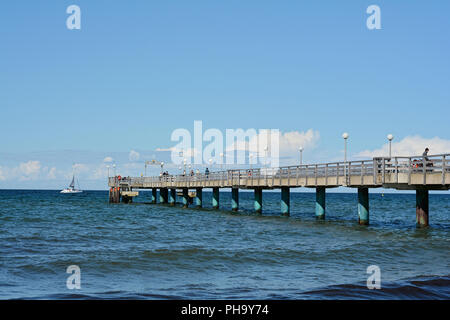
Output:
[
  {"xmin": 342, "ymin": 132, "xmax": 349, "ymax": 162},
  {"xmin": 113, "ymin": 164, "xmax": 116, "ymax": 177},
  {"xmin": 387, "ymin": 134, "xmax": 394, "ymax": 159},
  {"xmin": 342, "ymin": 133, "xmax": 349, "ymax": 182},
  {"xmin": 183, "ymin": 158, "xmax": 187, "ymax": 174},
  {"xmin": 160, "ymin": 161, "xmax": 164, "ymax": 174},
  {"xmin": 106, "ymin": 165, "xmax": 110, "ymax": 178},
  {"xmin": 249, "ymin": 154, "xmax": 253, "ymax": 170},
  {"xmin": 220, "ymin": 153, "xmax": 224, "ymax": 170},
  {"xmin": 299, "ymin": 147, "xmax": 304, "ymax": 166},
  {"xmin": 209, "ymin": 158, "xmax": 213, "ymax": 170}
]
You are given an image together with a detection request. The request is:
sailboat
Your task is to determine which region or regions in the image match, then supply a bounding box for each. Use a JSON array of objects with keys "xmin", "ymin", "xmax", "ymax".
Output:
[{"xmin": 60, "ymin": 175, "xmax": 83, "ymax": 194}]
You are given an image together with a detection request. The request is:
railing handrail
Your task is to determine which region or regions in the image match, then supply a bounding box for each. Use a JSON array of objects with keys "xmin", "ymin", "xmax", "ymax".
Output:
[{"xmin": 107, "ymin": 153, "xmax": 449, "ymax": 186}]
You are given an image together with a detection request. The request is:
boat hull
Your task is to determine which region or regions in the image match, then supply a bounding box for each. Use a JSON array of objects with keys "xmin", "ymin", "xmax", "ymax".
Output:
[{"xmin": 60, "ymin": 189, "xmax": 83, "ymax": 194}]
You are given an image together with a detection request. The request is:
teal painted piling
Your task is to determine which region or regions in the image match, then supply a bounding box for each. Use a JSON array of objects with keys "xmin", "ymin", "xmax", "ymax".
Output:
[
  {"xmin": 160, "ymin": 188, "xmax": 168, "ymax": 204},
  {"xmin": 232, "ymin": 188, "xmax": 239, "ymax": 211},
  {"xmin": 254, "ymin": 188, "xmax": 262, "ymax": 214},
  {"xmin": 281, "ymin": 187, "xmax": 290, "ymax": 216},
  {"xmin": 212, "ymin": 187, "xmax": 220, "ymax": 209},
  {"xmin": 169, "ymin": 189, "xmax": 176, "ymax": 206},
  {"xmin": 416, "ymin": 189, "xmax": 429, "ymax": 227},
  {"xmin": 151, "ymin": 188, "xmax": 157, "ymax": 204},
  {"xmin": 358, "ymin": 188, "xmax": 369, "ymax": 225},
  {"xmin": 182, "ymin": 188, "xmax": 189, "ymax": 208},
  {"xmin": 196, "ymin": 188, "xmax": 203, "ymax": 208},
  {"xmin": 315, "ymin": 187, "xmax": 326, "ymax": 219}
]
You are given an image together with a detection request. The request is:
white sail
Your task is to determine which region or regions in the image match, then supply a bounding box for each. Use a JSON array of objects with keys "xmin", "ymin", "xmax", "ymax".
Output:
[
  {"xmin": 61, "ymin": 174, "xmax": 82, "ymax": 194},
  {"xmin": 69, "ymin": 176, "xmax": 75, "ymax": 189}
]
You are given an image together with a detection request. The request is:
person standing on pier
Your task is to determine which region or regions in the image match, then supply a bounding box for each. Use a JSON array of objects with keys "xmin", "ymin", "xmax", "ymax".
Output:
[{"xmin": 422, "ymin": 148, "xmax": 430, "ymax": 161}]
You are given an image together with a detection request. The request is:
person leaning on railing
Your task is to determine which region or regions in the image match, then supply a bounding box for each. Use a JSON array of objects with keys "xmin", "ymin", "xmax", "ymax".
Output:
[
  {"xmin": 422, "ymin": 148, "xmax": 430, "ymax": 162},
  {"xmin": 422, "ymin": 148, "xmax": 434, "ymax": 172}
]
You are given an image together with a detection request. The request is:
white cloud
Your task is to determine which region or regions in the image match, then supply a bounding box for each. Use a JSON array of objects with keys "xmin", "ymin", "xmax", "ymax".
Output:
[
  {"xmin": 103, "ymin": 156, "xmax": 114, "ymax": 163},
  {"xmin": 225, "ymin": 129, "xmax": 320, "ymax": 155},
  {"xmin": 129, "ymin": 150, "xmax": 140, "ymax": 162},
  {"xmin": 355, "ymin": 135, "xmax": 450, "ymax": 158},
  {"xmin": 279, "ymin": 129, "xmax": 320, "ymax": 154},
  {"xmin": 18, "ymin": 160, "xmax": 41, "ymax": 176},
  {"xmin": 13, "ymin": 161, "xmax": 42, "ymax": 180},
  {"xmin": 47, "ymin": 167, "xmax": 57, "ymax": 179}
]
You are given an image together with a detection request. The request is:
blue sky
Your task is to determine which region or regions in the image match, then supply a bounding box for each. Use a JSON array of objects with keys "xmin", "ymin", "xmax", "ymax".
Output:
[{"xmin": 0, "ymin": 1, "xmax": 449, "ymax": 189}]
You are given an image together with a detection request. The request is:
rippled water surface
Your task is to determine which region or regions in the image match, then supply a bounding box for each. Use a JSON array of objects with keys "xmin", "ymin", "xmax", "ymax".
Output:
[{"xmin": 0, "ymin": 190, "xmax": 449, "ymax": 299}]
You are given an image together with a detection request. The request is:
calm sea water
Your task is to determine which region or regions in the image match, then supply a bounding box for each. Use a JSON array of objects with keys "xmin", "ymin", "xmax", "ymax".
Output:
[{"xmin": 0, "ymin": 189, "xmax": 449, "ymax": 299}]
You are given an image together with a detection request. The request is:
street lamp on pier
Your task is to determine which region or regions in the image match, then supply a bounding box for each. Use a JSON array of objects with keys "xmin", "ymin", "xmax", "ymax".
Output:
[
  {"xmin": 387, "ymin": 134, "xmax": 394, "ymax": 159},
  {"xmin": 299, "ymin": 147, "xmax": 304, "ymax": 166},
  {"xmin": 342, "ymin": 133, "xmax": 349, "ymax": 182}
]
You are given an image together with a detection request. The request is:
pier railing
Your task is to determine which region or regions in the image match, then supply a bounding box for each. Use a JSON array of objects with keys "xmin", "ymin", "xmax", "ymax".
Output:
[{"xmin": 109, "ymin": 153, "xmax": 450, "ymax": 190}]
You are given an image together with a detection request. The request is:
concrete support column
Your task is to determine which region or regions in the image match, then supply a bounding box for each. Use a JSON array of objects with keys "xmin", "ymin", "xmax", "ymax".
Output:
[
  {"xmin": 159, "ymin": 189, "xmax": 164, "ymax": 204},
  {"xmin": 196, "ymin": 188, "xmax": 203, "ymax": 208},
  {"xmin": 212, "ymin": 188, "xmax": 220, "ymax": 209},
  {"xmin": 416, "ymin": 189, "xmax": 429, "ymax": 227},
  {"xmin": 182, "ymin": 188, "xmax": 189, "ymax": 208},
  {"xmin": 160, "ymin": 188, "xmax": 168, "ymax": 204},
  {"xmin": 358, "ymin": 188, "xmax": 369, "ymax": 225},
  {"xmin": 169, "ymin": 189, "xmax": 176, "ymax": 206},
  {"xmin": 254, "ymin": 188, "xmax": 262, "ymax": 214},
  {"xmin": 151, "ymin": 188, "xmax": 157, "ymax": 204},
  {"xmin": 232, "ymin": 188, "xmax": 239, "ymax": 211},
  {"xmin": 315, "ymin": 187, "xmax": 326, "ymax": 220},
  {"xmin": 281, "ymin": 187, "xmax": 290, "ymax": 216}
]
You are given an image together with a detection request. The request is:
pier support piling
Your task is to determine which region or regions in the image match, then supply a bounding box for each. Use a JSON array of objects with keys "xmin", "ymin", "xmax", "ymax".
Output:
[
  {"xmin": 109, "ymin": 187, "xmax": 121, "ymax": 203},
  {"xmin": 160, "ymin": 188, "xmax": 168, "ymax": 204},
  {"xmin": 122, "ymin": 195, "xmax": 132, "ymax": 204},
  {"xmin": 416, "ymin": 189, "xmax": 429, "ymax": 227},
  {"xmin": 254, "ymin": 188, "xmax": 262, "ymax": 214},
  {"xmin": 281, "ymin": 187, "xmax": 290, "ymax": 216},
  {"xmin": 196, "ymin": 188, "xmax": 203, "ymax": 208},
  {"xmin": 315, "ymin": 187, "xmax": 326, "ymax": 220},
  {"xmin": 169, "ymin": 189, "xmax": 176, "ymax": 206},
  {"xmin": 151, "ymin": 188, "xmax": 157, "ymax": 204},
  {"xmin": 182, "ymin": 188, "xmax": 189, "ymax": 208},
  {"xmin": 212, "ymin": 188, "xmax": 220, "ymax": 209},
  {"xmin": 358, "ymin": 188, "xmax": 369, "ymax": 225},
  {"xmin": 232, "ymin": 188, "xmax": 239, "ymax": 211}
]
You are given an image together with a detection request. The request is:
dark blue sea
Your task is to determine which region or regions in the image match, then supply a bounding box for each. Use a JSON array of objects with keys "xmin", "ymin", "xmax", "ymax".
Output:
[{"xmin": 0, "ymin": 189, "xmax": 449, "ymax": 299}]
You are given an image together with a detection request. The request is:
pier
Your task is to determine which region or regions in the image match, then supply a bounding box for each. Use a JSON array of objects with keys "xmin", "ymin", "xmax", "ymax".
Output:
[{"xmin": 108, "ymin": 153, "xmax": 450, "ymax": 227}]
